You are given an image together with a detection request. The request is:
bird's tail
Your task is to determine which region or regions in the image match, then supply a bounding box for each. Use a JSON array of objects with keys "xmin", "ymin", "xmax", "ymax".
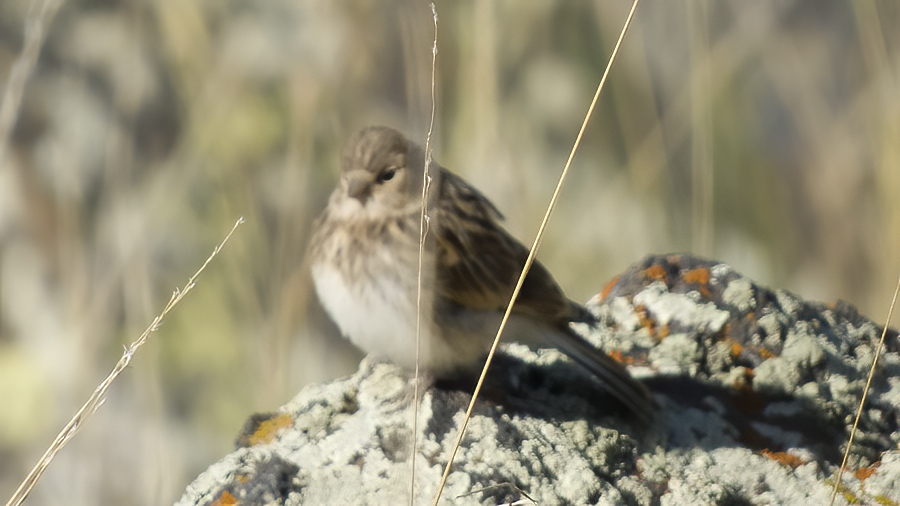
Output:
[{"xmin": 542, "ymin": 327, "xmax": 656, "ymax": 423}]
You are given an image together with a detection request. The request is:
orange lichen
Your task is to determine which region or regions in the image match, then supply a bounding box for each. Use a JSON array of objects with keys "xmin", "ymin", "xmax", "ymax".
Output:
[
  {"xmin": 634, "ymin": 305, "xmax": 669, "ymax": 340},
  {"xmin": 682, "ymin": 267, "xmax": 709, "ymax": 285},
  {"xmin": 211, "ymin": 491, "xmax": 238, "ymax": 506},
  {"xmin": 758, "ymin": 347, "xmax": 776, "ymax": 359},
  {"xmin": 635, "ymin": 306, "xmax": 655, "ymax": 334},
  {"xmin": 682, "ymin": 267, "xmax": 712, "ymax": 298},
  {"xmin": 721, "ymin": 324, "xmax": 742, "ymax": 355},
  {"xmin": 761, "ymin": 449, "xmax": 806, "ymax": 468},
  {"xmin": 247, "ymin": 413, "xmax": 294, "ymax": 446},
  {"xmin": 643, "ymin": 264, "xmax": 667, "ymax": 282},
  {"xmin": 601, "ymin": 275, "xmax": 620, "ymax": 300},
  {"xmin": 609, "ymin": 349, "xmax": 631, "ymax": 364},
  {"xmin": 657, "ymin": 323, "xmax": 670, "ymax": 338},
  {"xmin": 854, "ymin": 463, "xmax": 880, "ymax": 482}
]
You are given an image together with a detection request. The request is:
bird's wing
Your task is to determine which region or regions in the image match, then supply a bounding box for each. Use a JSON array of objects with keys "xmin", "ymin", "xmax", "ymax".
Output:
[
  {"xmin": 432, "ymin": 168, "xmax": 655, "ymax": 421},
  {"xmin": 432, "ymin": 168, "xmax": 583, "ymax": 324}
]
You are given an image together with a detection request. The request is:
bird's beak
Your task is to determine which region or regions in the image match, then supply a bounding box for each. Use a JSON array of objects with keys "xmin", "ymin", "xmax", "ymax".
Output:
[{"xmin": 345, "ymin": 171, "xmax": 373, "ymax": 201}]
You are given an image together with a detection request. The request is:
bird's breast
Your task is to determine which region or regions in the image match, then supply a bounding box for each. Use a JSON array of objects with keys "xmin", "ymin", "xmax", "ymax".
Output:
[
  {"xmin": 312, "ymin": 259, "xmax": 425, "ymax": 368},
  {"xmin": 310, "ymin": 210, "xmax": 490, "ymax": 372},
  {"xmin": 310, "ymin": 214, "xmax": 426, "ymax": 368}
]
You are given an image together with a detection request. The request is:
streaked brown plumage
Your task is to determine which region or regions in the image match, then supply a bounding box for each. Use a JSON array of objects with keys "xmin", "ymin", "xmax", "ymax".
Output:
[{"xmin": 310, "ymin": 126, "xmax": 654, "ymax": 420}]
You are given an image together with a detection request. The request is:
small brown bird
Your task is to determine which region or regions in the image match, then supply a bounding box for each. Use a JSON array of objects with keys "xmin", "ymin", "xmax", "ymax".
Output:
[{"xmin": 309, "ymin": 126, "xmax": 654, "ymax": 420}]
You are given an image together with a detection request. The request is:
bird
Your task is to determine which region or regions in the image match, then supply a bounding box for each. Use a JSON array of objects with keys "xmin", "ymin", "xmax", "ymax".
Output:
[{"xmin": 309, "ymin": 125, "xmax": 654, "ymax": 420}]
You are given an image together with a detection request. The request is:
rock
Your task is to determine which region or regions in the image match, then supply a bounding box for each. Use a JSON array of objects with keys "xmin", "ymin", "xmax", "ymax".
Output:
[{"xmin": 176, "ymin": 255, "xmax": 900, "ymax": 505}]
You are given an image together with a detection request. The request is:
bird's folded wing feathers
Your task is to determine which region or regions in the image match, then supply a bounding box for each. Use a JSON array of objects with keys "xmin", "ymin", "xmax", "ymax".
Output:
[{"xmin": 433, "ymin": 169, "xmax": 580, "ymax": 324}]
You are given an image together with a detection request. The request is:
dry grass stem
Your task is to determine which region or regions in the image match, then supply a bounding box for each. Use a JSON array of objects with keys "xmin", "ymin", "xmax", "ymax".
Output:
[
  {"xmin": 429, "ymin": 1, "xmax": 642, "ymax": 504},
  {"xmin": 410, "ymin": 4, "xmax": 439, "ymax": 504},
  {"xmin": 829, "ymin": 269, "xmax": 900, "ymax": 506},
  {"xmin": 4, "ymin": 217, "xmax": 244, "ymax": 506},
  {"xmin": 456, "ymin": 483, "xmax": 536, "ymax": 505}
]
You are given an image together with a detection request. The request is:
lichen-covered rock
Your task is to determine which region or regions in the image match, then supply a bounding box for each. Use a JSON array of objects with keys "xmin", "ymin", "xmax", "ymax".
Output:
[
  {"xmin": 177, "ymin": 255, "xmax": 900, "ymax": 506},
  {"xmin": 588, "ymin": 254, "xmax": 900, "ymax": 468}
]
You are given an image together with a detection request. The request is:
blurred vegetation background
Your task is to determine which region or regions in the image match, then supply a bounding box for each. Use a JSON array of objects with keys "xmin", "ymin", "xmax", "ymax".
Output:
[{"xmin": 0, "ymin": 0, "xmax": 898, "ymax": 504}]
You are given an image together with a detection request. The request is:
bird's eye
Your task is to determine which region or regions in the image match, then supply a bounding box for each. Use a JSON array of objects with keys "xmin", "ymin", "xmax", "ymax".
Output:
[{"xmin": 378, "ymin": 168, "xmax": 397, "ymax": 183}]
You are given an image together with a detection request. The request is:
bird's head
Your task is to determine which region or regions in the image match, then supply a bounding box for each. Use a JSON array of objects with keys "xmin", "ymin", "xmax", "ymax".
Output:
[{"xmin": 337, "ymin": 126, "xmax": 433, "ymax": 216}]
